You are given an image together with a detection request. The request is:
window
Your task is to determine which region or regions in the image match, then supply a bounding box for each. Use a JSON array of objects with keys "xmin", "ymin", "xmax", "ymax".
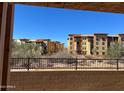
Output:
[
  {"xmin": 121, "ymin": 38, "xmax": 124, "ymax": 41},
  {"xmin": 96, "ymin": 38, "xmax": 100, "ymax": 41},
  {"xmin": 102, "ymin": 42, "xmax": 105, "ymax": 45},
  {"xmin": 70, "ymin": 42, "xmax": 72, "ymax": 45},
  {"xmin": 96, "ymin": 52, "xmax": 99, "ymax": 55},
  {"xmin": 102, "ymin": 38, "xmax": 106, "ymax": 41},
  {"xmin": 70, "ymin": 38, "xmax": 73, "ymax": 40},
  {"xmin": 102, "ymin": 52, "xmax": 105, "ymax": 55},
  {"xmin": 96, "ymin": 47, "xmax": 99, "ymax": 50},
  {"xmin": 83, "ymin": 47, "xmax": 86, "ymax": 50},
  {"xmin": 102, "ymin": 47, "xmax": 105, "ymax": 50},
  {"xmin": 83, "ymin": 51, "xmax": 87, "ymax": 55},
  {"xmin": 77, "ymin": 42, "xmax": 79, "ymax": 45},
  {"xmin": 96, "ymin": 42, "xmax": 99, "ymax": 45},
  {"xmin": 82, "ymin": 42, "xmax": 86, "ymax": 45}
]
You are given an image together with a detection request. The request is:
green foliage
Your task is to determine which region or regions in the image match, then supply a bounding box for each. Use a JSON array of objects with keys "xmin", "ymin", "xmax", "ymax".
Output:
[
  {"xmin": 106, "ymin": 42, "xmax": 124, "ymax": 59},
  {"xmin": 11, "ymin": 41, "xmax": 43, "ymax": 58}
]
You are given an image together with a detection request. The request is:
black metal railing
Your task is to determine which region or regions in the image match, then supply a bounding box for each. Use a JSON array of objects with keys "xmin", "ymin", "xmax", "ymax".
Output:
[{"xmin": 10, "ymin": 58, "xmax": 124, "ymax": 71}]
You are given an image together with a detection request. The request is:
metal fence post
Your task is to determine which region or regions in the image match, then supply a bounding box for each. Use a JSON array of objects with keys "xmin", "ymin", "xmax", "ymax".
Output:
[
  {"xmin": 75, "ymin": 57, "xmax": 78, "ymax": 70},
  {"xmin": 27, "ymin": 58, "xmax": 30, "ymax": 71},
  {"xmin": 117, "ymin": 59, "xmax": 119, "ymax": 71}
]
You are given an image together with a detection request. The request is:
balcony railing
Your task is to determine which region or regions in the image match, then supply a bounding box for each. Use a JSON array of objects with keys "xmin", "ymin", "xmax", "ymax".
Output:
[{"xmin": 10, "ymin": 58, "xmax": 124, "ymax": 71}]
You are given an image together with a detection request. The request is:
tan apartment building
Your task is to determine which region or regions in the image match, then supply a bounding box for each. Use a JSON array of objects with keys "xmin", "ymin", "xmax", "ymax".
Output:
[
  {"xmin": 68, "ymin": 33, "xmax": 124, "ymax": 56},
  {"xmin": 46, "ymin": 41, "xmax": 64, "ymax": 54},
  {"xmin": 67, "ymin": 34, "xmax": 83, "ymax": 54},
  {"xmin": 93, "ymin": 33, "xmax": 108, "ymax": 55}
]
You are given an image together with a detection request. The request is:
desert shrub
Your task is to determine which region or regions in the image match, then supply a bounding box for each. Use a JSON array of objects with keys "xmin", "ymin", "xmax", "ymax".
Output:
[
  {"xmin": 11, "ymin": 41, "xmax": 42, "ymax": 58},
  {"xmin": 106, "ymin": 42, "xmax": 124, "ymax": 59}
]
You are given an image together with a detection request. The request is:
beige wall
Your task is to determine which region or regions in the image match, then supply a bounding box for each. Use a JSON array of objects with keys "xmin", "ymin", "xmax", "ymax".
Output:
[
  {"xmin": 68, "ymin": 35, "xmax": 75, "ymax": 54},
  {"xmin": 86, "ymin": 40, "xmax": 91, "ymax": 55},
  {"xmin": 84, "ymin": 37, "xmax": 91, "ymax": 55},
  {"xmin": 9, "ymin": 71, "xmax": 124, "ymax": 91},
  {"xmin": 93, "ymin": 34, "xmax": 108, "ymax": 56}
]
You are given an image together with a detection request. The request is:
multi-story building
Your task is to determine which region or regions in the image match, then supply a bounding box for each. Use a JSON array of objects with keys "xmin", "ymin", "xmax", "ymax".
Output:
[
  {"xmin": 93, "ymin": 33, "xmax": 108, "ymax": 55},
  {"xmin": 35, "ymin": 39, "xmax": 48, "ymax": 54},
  {"xmin": 14, "ymin": 38, "xmax": 64, "ymax": 55},
  {"xmin": 15, "ymin": 38, "xmax": 30, "ymax": 44},
  {"xmin": 68, "ymin": 33, "xmax": 124, "ymax": 56},
  {"xmin": 36, "ymin": 39, "xmax": 64, "ymax": 54},
  {"xmin": 46, "ymin": 40, "xmax": 64, "ymax": 54}
]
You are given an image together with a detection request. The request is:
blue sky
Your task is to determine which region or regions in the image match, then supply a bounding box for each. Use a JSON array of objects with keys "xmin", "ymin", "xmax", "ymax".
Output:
[{"xmin": 14, "ymin": 4, "xmax": 124, "ymax": 47}]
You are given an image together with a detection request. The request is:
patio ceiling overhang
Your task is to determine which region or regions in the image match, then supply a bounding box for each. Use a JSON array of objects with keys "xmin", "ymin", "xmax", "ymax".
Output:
[{"xmin": 14, "ymin": 2, "xmax": 124, "ymax": 14}]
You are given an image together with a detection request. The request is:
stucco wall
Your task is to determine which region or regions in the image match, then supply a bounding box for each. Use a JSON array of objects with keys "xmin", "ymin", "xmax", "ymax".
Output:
[{"xmin": 9, "ymin": 71, "xmax": 124, "ymax": 91}]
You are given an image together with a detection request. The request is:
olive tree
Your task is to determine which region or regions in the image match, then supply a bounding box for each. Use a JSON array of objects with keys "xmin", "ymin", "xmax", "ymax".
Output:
[
  {"xmin": 106, "ymin": 42, "xmax": 124, "ymax": 59},
  {"xmin": 11, "ymin": 41, "xmax": 42, "ymax": 58}
]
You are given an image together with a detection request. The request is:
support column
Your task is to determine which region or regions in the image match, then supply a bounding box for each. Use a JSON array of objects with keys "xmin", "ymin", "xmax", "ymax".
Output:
[{"xmin": 0, "ymin": 3, "xmax": 14, "ymax": 91}]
